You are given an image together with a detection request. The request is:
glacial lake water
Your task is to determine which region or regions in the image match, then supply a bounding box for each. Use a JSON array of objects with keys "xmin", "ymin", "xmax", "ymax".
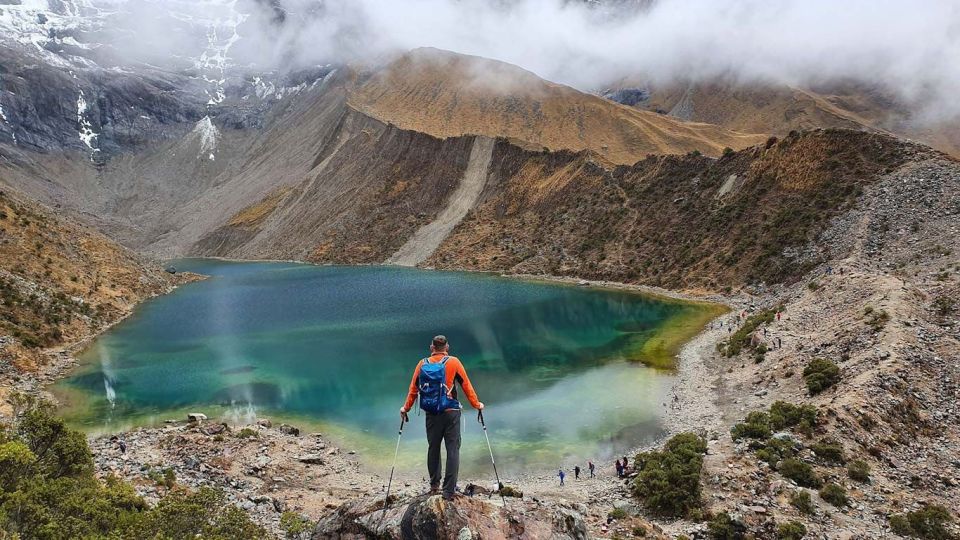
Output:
[{"xmin": 56, "ymin": 259, "xmax": 722, "ymax": 474}]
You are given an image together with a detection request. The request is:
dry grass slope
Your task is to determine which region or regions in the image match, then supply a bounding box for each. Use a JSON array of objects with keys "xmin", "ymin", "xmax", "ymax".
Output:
[{"xmin": 349, "ymin": 48, "xmax": 766, "ymax": 165}]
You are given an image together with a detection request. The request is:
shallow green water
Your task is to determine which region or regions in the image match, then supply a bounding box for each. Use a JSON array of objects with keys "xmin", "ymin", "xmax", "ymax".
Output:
[{"xmin": 56, "ymin": 260, "xmax": 718, "ymax": 474}]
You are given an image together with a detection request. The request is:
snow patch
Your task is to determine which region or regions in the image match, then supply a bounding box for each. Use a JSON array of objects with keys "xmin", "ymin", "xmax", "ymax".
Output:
[
  {"xmin": 76, "ymin": 90, "xmax": 100, "ymax": 152},
  {"xmin": 192, "ymin": 115, "xmax": 220, "ymax": 160}
]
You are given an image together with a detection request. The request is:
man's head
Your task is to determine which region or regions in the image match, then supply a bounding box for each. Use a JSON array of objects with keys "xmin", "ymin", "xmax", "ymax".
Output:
[{"xmin": 430, "ymin": 335, "xmax": 449, "ymax": 353}]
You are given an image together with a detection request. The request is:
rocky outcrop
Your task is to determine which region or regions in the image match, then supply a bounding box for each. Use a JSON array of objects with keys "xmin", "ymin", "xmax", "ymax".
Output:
[{"xmin": 314, "ymin": 494, "xmax": 588, "ymax": 540}]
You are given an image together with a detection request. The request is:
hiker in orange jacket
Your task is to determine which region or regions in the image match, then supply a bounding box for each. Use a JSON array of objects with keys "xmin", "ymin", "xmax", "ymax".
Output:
[{"xmin": 400, "ymin": 335, "xmax": 484, "ymax": 500}]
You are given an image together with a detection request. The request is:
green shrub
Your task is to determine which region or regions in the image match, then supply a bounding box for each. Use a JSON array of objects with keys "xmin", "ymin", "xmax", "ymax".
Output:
[
  {"xmin": 847, "ymin": 460, "xmax": 870, "ymax": 483},
  {"xmin": 707, "ymin": 512, "xmax": 747, "ymax": 540},
  {"xmin": 818, "ymin": 483, "xmax": 848, "ymax": 507},
  {"xmin": 769, "ymin": 401, "xmax": 818, "ymax": 432},
  {"xmin": 863, "ymin": 306, "xmax": 890, "ymax": 331},
  {"xmin": 933, "ymin": 296, "xmax": 956, "ymax": 317},
  {"xmin": 0, "ymin": 393, "xmax": 268, "ymax": 539},
  {"xmin": 790, "ymin": 490, "xmax": 814, "ymax": 514},
  {"xmin": 810, "ymin": 439, "xmax": 846, "ymax": 464},
  {"xmin": 609, "ymin": 507, "xmax": 628, "ymax": 520},
  {"xmin": 777, "ymin": 520, "xmax": 807, "ymax": 540},
  {"xmin": 803, "ymin": 358, "xmax": 840, "ymax": 395},
  {"xmin": 778, "ymin": 458, "xmax": 821, "ymax": 488},
  {"xmin": 722, "ymin": 147, "xmax": 735, "ymax": 158},
  {"xmin": 280, "ymin": 511, "xmax": 312, "ymax": 539},
  {"xmin": 237, "ymin": 427, "xmax": 259, "ymax": 439},
  {"xmin": 754, "ymin": 436, "xmax": 798, "ymax": 467},
  {"xmin": 631, "ymin": 433, "xmax": 707, "ymax": 517},
  {"xmin": 720, "ymin": 308, "xmax": 777, "ymax": 357},
  {"xmin": 731, "ymin": 411, "xmax": 771, "ymax": 440},
  {"xmin": 888, "ymin": 505, "xmax": 955, "ymax": 539}
]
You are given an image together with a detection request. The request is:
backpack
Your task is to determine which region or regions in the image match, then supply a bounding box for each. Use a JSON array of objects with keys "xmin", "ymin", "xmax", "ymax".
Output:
[{"xmin": 418, "ymin": 356, "xmax": 461, "ymax": 414}]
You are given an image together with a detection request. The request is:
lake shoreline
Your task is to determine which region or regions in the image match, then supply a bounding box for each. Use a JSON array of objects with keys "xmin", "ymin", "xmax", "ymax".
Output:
[{"xmin": 31, "ymin": 260, "xmax": 742, "ymax": 536}]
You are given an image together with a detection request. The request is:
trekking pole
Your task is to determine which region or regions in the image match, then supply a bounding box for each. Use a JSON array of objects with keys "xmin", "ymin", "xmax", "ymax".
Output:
[
  {"xmin": 379, "ymin": 414, "xmax": 406, "ymax": 528},
  {"xmin": 478, "ymin": 410, "xmax": 507, "ymax": 506}
]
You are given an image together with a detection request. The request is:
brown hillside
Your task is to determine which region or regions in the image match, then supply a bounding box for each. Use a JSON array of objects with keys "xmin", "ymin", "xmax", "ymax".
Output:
[
  {"xmin": 348, "ymin": 48, "xmax": 766, "ymax": 165},
  {"xmin": 0, "ymin": 187, "xmax": 180, "ymax": 372},
  {"xmin": 635, "ymin": 79, "xmax": 960, "ymax": 158},
  {"xmin": 425, "ymin": 130, "xmax": 942, "ymax": 289}
]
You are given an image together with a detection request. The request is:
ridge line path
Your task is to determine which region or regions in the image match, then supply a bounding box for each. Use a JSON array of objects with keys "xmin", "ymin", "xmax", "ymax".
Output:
[{"xmin": 386, "ymin": 135, "xmax": 495, "ymax": 266}]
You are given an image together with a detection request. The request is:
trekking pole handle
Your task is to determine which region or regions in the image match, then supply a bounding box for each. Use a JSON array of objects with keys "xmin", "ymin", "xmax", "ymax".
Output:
[
  {"xmin": 478, "ymin": 409, "xmax": 485, "ymax": 426},
  {"xmin": 399, "ymin": 414, "xmax": 407, "ymax": 433}
]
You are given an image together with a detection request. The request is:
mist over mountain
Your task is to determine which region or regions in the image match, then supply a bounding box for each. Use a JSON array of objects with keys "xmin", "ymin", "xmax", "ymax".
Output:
[{"xmin": 2, "ymin": 0, "xmax": 958, "ymax": 122}]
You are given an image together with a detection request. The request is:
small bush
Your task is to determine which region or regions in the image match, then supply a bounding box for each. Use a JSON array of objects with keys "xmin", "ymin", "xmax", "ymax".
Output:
[
  {"xmin": 754, "ymin": 436, "xmax": 799, "ymax": 468},
  {"xmin": 933, "ymin": 296, "xmax": 956, "ymax": 317},
  {"xmin": 803, "ymin": 358, "xmax": 840, "ymax": 395},
  {"xmin": 731, "ymin": 411, "xmax": 771, "ymax": 440},
  {"xmin": 237, "ymin": 427, "xmax": 259, "ymax": 439},
  {"xmin": 888, "ymin": 505, "xmax": 955, "ymax": 539},
  {"xmin": 707, "ymin": 512, "xmax": 747, "ymax": 540},
  {"xmin": 280, "ymin": 511, "xmax": 312, "ymax": 539},
  {"xmin": 769, "ymin": 401, "xmax": 818, "ymax": 432},
  {"xmin": 609, "ymin": 507, "xmax": 628, "ymax": 520},
  {"xmin": 810, "ymin": 439, "xmax": 846, "ymax": 464},
  {"xmin": 632, "ymin": 525, "xmax": 647, "ymax": 536},
  {"xmin": 632, "ymin": 433, "xmax": 707, "ymax": 517},
  {"xmin": 790, "ymin": 490, "xmax": 814, "ymax": 514},
  {"xmin": 722, "ymin": 147, "xmax": 735, "ymax": 158},
  {"xmin": 777, "ymin": 520, "xmax": 807, "ymax": 540},
  {"xmin": 847, "ymin": 460, "xmax": 870, "ymax": 483},
  {"xmin": 720, "ymin": 308, "xmax": 777, "ymax": 357},
  {"xmin": 818, "ymin": 483, "xmax": 848, "ymax": 507},
  {"xmin": 778, "ymin": 458, "xmax": 821, "ymax": 488},
  {"xmin": 863, "ymin": 306, "xmax": 890, "ymax": 331}
]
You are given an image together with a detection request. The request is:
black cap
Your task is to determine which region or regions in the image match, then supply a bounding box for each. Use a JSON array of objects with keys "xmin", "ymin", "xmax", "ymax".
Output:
[{"xmin": 432, "ymin": 335, "xmax": 448, "ymax": 348}]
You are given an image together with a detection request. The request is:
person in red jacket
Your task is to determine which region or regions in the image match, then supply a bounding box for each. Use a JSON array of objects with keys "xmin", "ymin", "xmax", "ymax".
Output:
[{"xmin": 400, "ymin": 335, "xmax": 484, "ymax": 500}]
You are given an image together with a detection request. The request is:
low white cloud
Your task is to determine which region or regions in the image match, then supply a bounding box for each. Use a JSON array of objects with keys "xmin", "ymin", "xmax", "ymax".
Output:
[{"xmin": 104, "ymin": 0, "xmax": 960, "ymax": 119}]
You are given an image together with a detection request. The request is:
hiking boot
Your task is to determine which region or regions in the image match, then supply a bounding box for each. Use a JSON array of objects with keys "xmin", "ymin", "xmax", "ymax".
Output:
[{"xmin": 429, "ymin": 485, "xmax": 440, "ymax": 495}]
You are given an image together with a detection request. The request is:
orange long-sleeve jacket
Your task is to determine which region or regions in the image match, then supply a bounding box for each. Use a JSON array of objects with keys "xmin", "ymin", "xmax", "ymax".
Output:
[{"xmin": 403, "ymin": 352, "xmax": 482, "ymax": 411}]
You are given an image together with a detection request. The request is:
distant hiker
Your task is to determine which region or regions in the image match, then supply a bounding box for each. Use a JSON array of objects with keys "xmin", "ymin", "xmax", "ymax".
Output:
[
  {"xmin": 558, "ymin": 469, "xmax": 566, "ymax": 486},
  {"xmin": 588, "ymin": 461, "xmax": 595, "ymax": 478},
  {"xmin": 574, "ymin": 465, "xmax": 581, "ymax": 480},
  {"xmin": 777, "ymin": 336, "xmax": 783, "ymax": 349},
  {"xmin": 776, "ymin": 311, "xmax": 782, "ymax": 321},
  {"xmin": 615, "ymin": 459, "xmax": 624, "ymax": 478},
  {"xmin": 622, "ymin": 455, "xmax": 628, "ymax": 470},
  {"xmin": 400, "ymin": 335, "xmax": 484, "ymax": 501},
  {"xmin": 118, "ymin": 438, "xmax": 126, "ymax": 454},
  {"xmin": 763, "ymin": 326, "xmax": 768, "ymax": 337}
]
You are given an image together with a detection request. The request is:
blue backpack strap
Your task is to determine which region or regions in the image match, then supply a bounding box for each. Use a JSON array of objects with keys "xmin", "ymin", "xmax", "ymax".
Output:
[{"xmin": 440, "ymin": 355, "xmax": 449, "ymax": 364}]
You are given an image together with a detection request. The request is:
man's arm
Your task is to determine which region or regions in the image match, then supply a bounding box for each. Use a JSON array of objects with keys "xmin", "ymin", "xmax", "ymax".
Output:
[
  {"xmin": 452, "ymin": 358, "xmax": 483, "ymax": 410},
  {"xmin": 401, "ymin": 361, "xmax": 423, "ymax": 413}
]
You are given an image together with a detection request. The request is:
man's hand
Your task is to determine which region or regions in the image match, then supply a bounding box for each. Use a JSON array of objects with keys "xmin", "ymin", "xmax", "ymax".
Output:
[
  {"xmin": 476, "ymin": 402, "xmax": 484, "ymax": 410},
  {"xmin": 399, "ymin": 407, "xmax": 409, "ymax": 422}
]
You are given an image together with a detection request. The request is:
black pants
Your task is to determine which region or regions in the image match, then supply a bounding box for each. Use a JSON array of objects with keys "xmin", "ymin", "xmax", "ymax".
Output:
[{"xmin": 425, "ymin": 409, "xmax": 461, "ymax": 497}]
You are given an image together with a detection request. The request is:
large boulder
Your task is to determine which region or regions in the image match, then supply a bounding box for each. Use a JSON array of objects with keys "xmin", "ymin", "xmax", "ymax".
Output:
[{"xmin": 313, "ymin": 493, "xmax": 588, "ymax": 540}]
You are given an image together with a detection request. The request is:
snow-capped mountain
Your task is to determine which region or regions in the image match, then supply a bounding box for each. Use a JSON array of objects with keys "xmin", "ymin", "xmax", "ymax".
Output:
[{"xmin": 0, "ymin": 0, "xmax": 330, "ymax": 155}]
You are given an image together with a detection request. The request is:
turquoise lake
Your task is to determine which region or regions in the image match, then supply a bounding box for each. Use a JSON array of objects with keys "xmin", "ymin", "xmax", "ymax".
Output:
[{"xmin": 56, "ymin": 259, "xmax": 720, "ymax": 474}]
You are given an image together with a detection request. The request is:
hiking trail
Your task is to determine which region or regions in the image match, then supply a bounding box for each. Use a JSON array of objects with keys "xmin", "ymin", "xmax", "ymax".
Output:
[{"xmin": 386, "ymin": 136, "xmax": 495, "ymax": 266}]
